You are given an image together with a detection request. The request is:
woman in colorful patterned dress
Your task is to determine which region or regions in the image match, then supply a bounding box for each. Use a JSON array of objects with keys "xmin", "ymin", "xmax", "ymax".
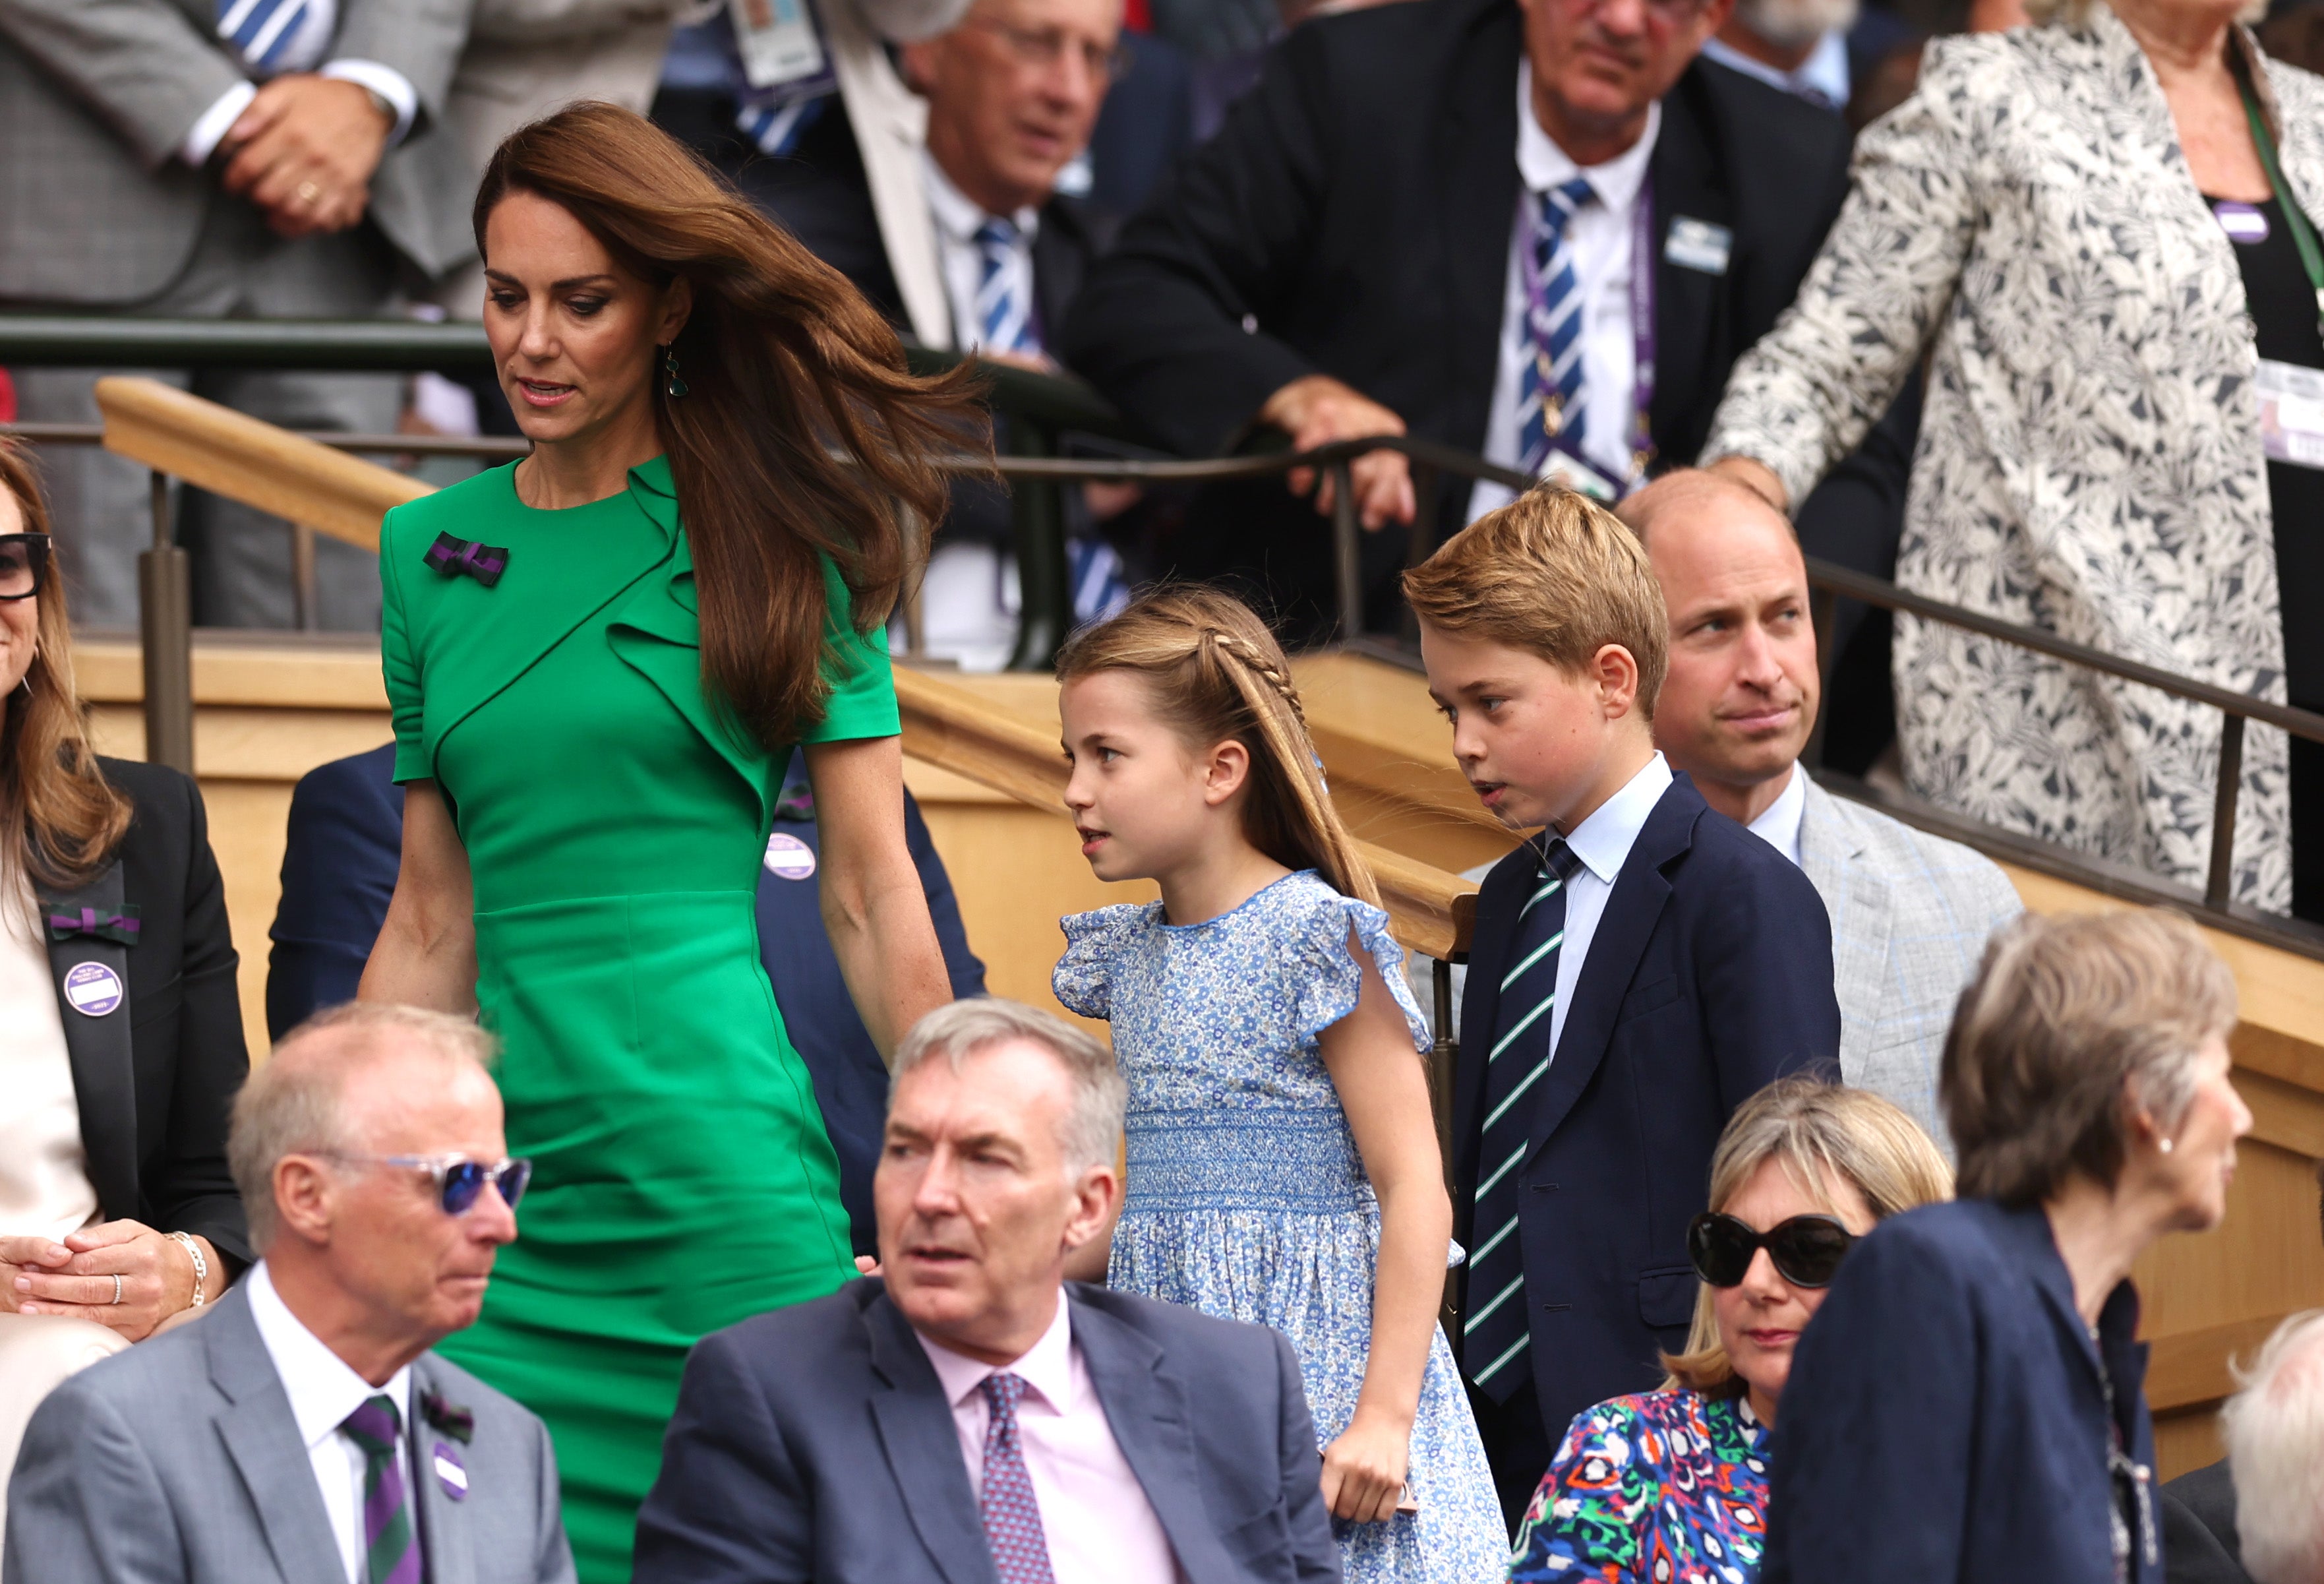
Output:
[
  {"xmin": 1508, "ymin": 1081, "xmax": 1950, "ymax": 1584},
  {"xmin": 1050, "ymin": 588, "xmax": 1505, "ymax": 1584}
]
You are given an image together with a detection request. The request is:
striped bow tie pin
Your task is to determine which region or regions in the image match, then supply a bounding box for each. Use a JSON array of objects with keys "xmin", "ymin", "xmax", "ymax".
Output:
[
  {"xmin": 45, "ymin": 906, "xmax": 141, "ymax": 946},
  {"xmin": 423, "ymin": 533, "xmax": 510, "ymax": 588}
]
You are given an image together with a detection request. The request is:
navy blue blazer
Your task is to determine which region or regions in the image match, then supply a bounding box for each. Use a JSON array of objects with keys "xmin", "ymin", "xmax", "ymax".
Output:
[
  {"xmin": 1762, "ymin": 1198, "xmax": 2162, "ymax": 1584},
  {"xmin": 266, "ymin": 746, "xmax": 986, "ymax": 1254},
  {"xmin": 632, "ymin": 1278, "xmax": 1342, "ymax": 1584},
  {"xmin": 1455, "ymin": 772, "xmax": 1839, "ymax": 1446}
]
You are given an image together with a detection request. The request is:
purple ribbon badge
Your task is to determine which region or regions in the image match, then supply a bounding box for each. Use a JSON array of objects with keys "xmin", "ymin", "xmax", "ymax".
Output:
[
  {"xmin": 432, "ymin": 1441, "xmax": 469, "ymax": 1502},
  {"xmin": 423, "ymin": 532, "xmax": 510, "ymax": 589},
  {"xmin": 45, "ymin": 905, "xmax": 140, "ymax": 946}
]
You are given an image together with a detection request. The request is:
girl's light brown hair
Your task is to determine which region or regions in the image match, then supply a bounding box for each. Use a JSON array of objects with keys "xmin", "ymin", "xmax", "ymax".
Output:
[
  {"xmin": 1661, "ymin": 1078, "xmax": 1953, "ymax": 1396},
  {"xmin": 0, "ymin": 439, "xmax": 131, "ymax": 901},
  {"xmin": 1055, "ymin": 586, "xmax": 1379, "ymax": 905},
  {"xmin": 474, "ymin": 102, "xmax": 988, "ymax": 748}
]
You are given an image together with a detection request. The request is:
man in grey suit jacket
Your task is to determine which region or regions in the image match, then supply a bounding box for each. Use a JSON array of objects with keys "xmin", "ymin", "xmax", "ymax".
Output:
[
  {"xmin": 4, "ymin": 1003, "xmax": 574, "ymax": 1584},
  {"xmin": 634, "ymin": 998, "xmax": 1340, "ymax": 1584},
  {"xmin": 1625, "ymin": 469, "xmax": 2023, "ymax": 1143},
  {"xmin": 0, "ymin": 0, "xmax": 472, "ymax": 630}
]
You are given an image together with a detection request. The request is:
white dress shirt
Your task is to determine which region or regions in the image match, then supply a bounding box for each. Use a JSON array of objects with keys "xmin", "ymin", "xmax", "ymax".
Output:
[
  {"xmin": 924, "ymin": 153, "xmax": 1043, "ymax": 355},
  {"xmin": 1547, "ymin": 752, "xmax": 1675, "ymax": 1058},
  {"xmin": 0, "ymin": 878, "xmax": 100, "ymax": 1241},
  {"xmin": 1470, "ymin": 67, "xmax": 1661, "ymax": 521},
  {"xmin": 181, "ymin": 0, "xmax": 419, "ymax": 168},
  {"xmin": 1744, "ymin": 762, "xmax": 1810, "ymax": 867},
  {"xmin": 244, "ymin": 1261, "xmax": 415, "ymax": 1584},
  {"xmin": 916, "ymin": 1296, "xmax": 1183, "ymax": 1584},
  {"xmin": 1700, "ymin": 31, "xmax": 1851, "ymax": 110}
]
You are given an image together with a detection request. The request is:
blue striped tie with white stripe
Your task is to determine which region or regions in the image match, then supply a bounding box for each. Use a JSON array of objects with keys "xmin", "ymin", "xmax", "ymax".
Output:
[
  {"xmin": 1463, "ymin": 838, "xmax": 1584, "ymax": 1402},
  {"xmin": 973, "ymin": 218, "xmax": 1036, "ymax": 355},
  {"xmin": 216, "ymin": 0, "xmax": 311, "ymax": 75},
  {"xmin": 1516, "ymin": 178, "xmax": 1595, "ymax": 480}
]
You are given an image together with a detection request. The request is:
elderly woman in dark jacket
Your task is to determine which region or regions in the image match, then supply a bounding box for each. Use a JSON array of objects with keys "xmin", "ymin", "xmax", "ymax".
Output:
[{"xmin": 1762, "ymin": 907, "xmax": 2253, "ymax": 1584}]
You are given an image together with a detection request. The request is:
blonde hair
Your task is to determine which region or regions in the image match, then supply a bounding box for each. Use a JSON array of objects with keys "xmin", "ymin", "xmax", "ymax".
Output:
[
  {"xmin": 1054, "ymin": 585, "xmax": 1379, "ymax": 905},
  {"xmin": 1661, "ymin": 1078, "xmax": 1953, "ymax": 1395},
  {"xmin": 1402, "ymin": 483, "xmax": 1669, "ymax": 719},
  {"xmin": 1944, "ymin": 908, "xmax": 2238, "ymax": 1205}
]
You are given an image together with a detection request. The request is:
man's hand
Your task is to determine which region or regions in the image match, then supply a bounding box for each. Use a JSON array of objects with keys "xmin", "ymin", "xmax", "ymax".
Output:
[
  {"xmin": 220, "ymin": 75, "xmax": 394, "ymax": 239},
  {"xmin": 1256, "ymin": 375, "xmax": 1416, "ymax": 530}
]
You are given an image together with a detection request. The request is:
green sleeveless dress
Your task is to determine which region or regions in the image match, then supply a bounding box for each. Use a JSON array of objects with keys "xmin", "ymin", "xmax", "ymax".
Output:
[{"xmin": 378, "ymin": 458, "xmax": 883, "ymax": 1581}]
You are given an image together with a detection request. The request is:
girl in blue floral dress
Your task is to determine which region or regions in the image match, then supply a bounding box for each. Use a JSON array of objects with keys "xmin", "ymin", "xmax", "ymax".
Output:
[{"xmin": 1050, "ymin": 588, "xmax": 1506, "ymax": 1584}]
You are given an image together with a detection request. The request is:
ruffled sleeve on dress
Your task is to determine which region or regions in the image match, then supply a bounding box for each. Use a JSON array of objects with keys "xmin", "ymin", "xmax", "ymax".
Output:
[
  {"xmin": 1286, "ymin": 885, "xmax": 1432, "ymax": 1054},
  {"xmin": 1052, "ymin": 904, "xmax": 1155, "ymax": 1020}
]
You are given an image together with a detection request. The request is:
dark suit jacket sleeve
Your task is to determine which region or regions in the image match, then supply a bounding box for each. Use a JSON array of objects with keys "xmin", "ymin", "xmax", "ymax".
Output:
[
  {"xmin": 1266, "ymin": 1327, "xmax": 1339, "ymax": 1582},
  {"xmin": 1693, "ymin": 849, "xmax": 1842, "ymax": 1103},
  {"xmin": 1762, "ymin": 1225, "xmax": 1976, "ymax": 1583},
  {"xmin": 266, "ymin": 750, "xmax": 402, "ymax": 1039},
  {"xmin": 1058, "ymin": 29, "xmax": 1338, "ymax": 458},
  {"xmin": 633, "ymin": 1330, "xmax": 814, "ymax": 1584},
  {"xmin": 905, "ymin": 791, "xmax": 986, "ymax": 999},
  {"xmin": 2159, "ymin": 1463, "xmax": 2253, "ymax": 1584},
  {"xmin": 0, "ymin": 1379, "xmax": 180, "ymax": 1584},
  {"xmin": 159, "ymin": 770, "xmax": 253, "ymax": 1269}
]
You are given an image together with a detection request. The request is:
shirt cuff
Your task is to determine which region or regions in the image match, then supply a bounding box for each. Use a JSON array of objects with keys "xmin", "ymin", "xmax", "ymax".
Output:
[
  {"xmin": 181, "ymin": 81, "xmax": 257, "ymax": 167},
  {"xmin": 320, "ymin": 60, "xmax": 418, "ymax": 146}
]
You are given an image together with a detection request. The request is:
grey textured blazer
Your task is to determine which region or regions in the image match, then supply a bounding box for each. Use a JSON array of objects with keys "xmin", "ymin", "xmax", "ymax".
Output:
[
  {"xmin": 1798, "ymin": 776, "xmax": 2023, "ymax": 1147},
  {"xmin": 0, "ymin": 0, "xmax": 475, "ymax": 303},
  {"xmin": 2, "ymin": 1283, "xmax": 575, "ymax": 1584}
]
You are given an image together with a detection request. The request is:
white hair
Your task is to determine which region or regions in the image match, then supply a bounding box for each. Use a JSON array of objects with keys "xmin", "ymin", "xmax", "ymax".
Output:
[
  {"xmin": 889, "ymin": 998, "xmax": 1124, "ymax": 1173},
  {"xmin": 2224, "ymin": 1310, "xmax": 2324, "ymax": 1584}
]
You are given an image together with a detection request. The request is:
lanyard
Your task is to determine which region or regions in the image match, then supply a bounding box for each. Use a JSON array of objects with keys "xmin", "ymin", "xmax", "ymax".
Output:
[
  {"xmin": 2237, "ymin": 71, "xmax": 2324, "ymax": 340},
  {"xmin": 1518, "ymin": 177, "xmax": 1659, "ymax": 489}
]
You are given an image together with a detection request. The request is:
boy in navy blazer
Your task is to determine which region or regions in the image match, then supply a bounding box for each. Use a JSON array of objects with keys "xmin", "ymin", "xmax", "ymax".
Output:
[{"xmin": 1406, "ymin": 485, "xmax": 1841, "ymax": 1526}]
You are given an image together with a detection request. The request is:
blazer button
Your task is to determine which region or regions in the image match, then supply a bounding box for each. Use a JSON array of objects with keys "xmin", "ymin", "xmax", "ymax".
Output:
[
  {"xmin": 1531, "ymin": 1182, "xmax": 1560, "ymax": 1192},
  {"xmin": 1541, "ymin": 1303, "xmax": 1572, "ymax": 1313}
]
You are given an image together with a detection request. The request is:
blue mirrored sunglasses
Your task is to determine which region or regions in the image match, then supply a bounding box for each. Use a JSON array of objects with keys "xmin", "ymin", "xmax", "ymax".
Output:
[{"xmin": 326, "ymin": 1151, "xmax": 532, "ymax": 1215}]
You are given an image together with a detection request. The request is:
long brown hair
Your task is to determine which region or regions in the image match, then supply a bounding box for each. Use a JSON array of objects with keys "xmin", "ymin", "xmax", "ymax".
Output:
[
  {"xmin": 0, "ymin": 439, "xmax": 131, "ymax": 898},
  {"xmin": 473, "ymin": 102, "xmax": 988, "ymax": 748},
  {"xmin": 1055, "ymin": 586, "xmax": 1379, "ymax": 905}
]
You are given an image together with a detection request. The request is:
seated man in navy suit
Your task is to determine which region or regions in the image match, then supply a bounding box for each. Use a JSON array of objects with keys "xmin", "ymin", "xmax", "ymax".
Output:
[
  {"xmin": 633, "ymin": 998, "xmax": 1341, "ymax": 1584},
  {"xmin": 268, "ymin": 745, "xmax": 986, "ymax": 1255},
  {"xmin": 1405, "ymin": 483, "xmax": 1841, "ymax": 1525}
]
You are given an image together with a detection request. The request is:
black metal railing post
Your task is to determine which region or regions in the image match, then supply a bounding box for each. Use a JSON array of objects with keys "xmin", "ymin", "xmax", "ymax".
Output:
[
  {"xmin": 2207, "ymin": 712, "xmax": 2246, "ymax": 910},
  {"xmin": 1005, "ymin": 420, "xmax": 1072, "ymax": 672},
  {"xmin": 1330, "ymin": 460, "xmax": 1362, "ymax": 640},
  {"xmin": 138, "ymin": 470, "xmax": 194, "ymax": 774}
]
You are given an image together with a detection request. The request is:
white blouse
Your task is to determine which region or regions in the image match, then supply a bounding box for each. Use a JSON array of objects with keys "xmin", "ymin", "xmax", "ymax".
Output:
[{"xmin": 1, "ymin": 874, "xmax": 100, "ymax": 1240}]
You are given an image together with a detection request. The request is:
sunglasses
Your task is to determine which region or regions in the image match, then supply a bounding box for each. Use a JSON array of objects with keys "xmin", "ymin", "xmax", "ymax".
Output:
[
  {"xmin": 0, "ymin": 533, "xmax": 52, "ymax": 602},
  {"xmin": 325, "ymin": 1151, "xmax": 533, "ymax": 1216},
  {"xmin": 1686, "ymin": 1211, "xmax": 1855, "ymax": 1289}
]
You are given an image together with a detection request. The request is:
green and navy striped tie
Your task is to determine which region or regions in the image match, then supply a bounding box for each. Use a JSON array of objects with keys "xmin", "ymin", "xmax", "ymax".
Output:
[{"xmin": 1464, "ymin": 839, "xmax": 1582, "ymax": 1402}]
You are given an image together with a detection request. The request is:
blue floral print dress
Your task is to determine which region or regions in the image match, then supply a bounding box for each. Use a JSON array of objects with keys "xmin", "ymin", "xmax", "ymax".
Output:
[
  {"xmin": 1508, "ymin": 1388, "xmax": 1770, "ymax": 1584},
  {"xmin": 1054, "ymin": 870, "xmax": 1507, "ymax": 1584}
]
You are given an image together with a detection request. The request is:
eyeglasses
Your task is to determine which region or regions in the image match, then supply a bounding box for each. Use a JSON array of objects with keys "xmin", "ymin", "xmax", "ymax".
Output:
[
  {"xmin": 1686, "ymin": 1211, "xmax": 1856, "ymax": 1289},
  {"xmin": 967, "ymin": 16, "xmax": 1130, "ymax": 81},
  {"xmin": 322, "ymin": 1151, "xmax": 533, "ymax": 1216},
  {"xmin": 0, "ymin": 533, "xmax": 52, "ymax": 602}
]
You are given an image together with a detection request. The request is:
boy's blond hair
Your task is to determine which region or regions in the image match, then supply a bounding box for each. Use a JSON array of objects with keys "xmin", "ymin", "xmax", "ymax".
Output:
[{"xmin": 1402, "ymin": 484, "xmax": 1669, "ymax": 718}]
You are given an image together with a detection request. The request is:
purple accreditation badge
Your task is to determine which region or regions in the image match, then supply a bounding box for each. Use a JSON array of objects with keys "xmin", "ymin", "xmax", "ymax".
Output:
[
  {"xmin": 433, "ymin": 1442, "xmax": 469, "ymax": 1501},
  {"xmin": 62, "ymin": 961, "xmax": 124, "ymax": 1017},
  {"xmin": 2216, "ymin": 200, "xmax": 2270, "ymax": 244},
  {"xmin": 763, "ymin": 832, "xmax": 817, "ymax": 880}
]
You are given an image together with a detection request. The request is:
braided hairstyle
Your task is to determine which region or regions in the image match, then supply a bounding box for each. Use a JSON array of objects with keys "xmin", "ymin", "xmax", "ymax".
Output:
[{"xmin": 1056, "ymin": 586, "xmax": 1379, "ymax": 906}]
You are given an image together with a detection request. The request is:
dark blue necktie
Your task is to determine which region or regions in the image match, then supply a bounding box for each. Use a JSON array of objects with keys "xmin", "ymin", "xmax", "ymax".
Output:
[{"xmin": 1464, "ymin": 839, "xmax": 1583, "ymax": 1401}]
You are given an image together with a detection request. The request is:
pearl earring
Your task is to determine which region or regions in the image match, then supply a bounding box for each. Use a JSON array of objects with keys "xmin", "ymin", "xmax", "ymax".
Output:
[{"xmin": 2159, "ymin": 1138, "xmax": 2175, "ymax": 1154}]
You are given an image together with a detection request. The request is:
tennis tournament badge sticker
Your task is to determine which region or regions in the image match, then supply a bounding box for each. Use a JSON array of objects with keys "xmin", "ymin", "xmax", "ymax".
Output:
[
  {"xmin": 764, "ymin": 832, "xmax": 818, "ymax": 881},
  {"xmin": 63, "ymin": 961, "xmax": 125, "ymax": 1017}
]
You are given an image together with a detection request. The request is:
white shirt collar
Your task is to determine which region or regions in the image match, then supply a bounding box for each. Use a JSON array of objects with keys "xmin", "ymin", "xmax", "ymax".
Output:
[
  {"xmin": 1698, "ymin": 30, "xmax": 1851, "ymax": 109},
  {"xmin": 244, "ymin": 1260, "xmax": 413, "ymax": 1453},
  {"xmin": 914, "ymin": 1291, "xmax": 1075, "ymax": 1415},
  {"xmin": 1516, "ymin": 60, "xmax": 1661, "ymax": 213},
  {"xmin": 922, "ymin": 152, "xmax": 1041, "ymax": 247},
  {"xmin": 1745, "ymin": 762, "xmax": 1808, "ymax": 868},
  {"xmin": 1557, "ymin": 752, "xmax": 1675, "ymax": 884}
]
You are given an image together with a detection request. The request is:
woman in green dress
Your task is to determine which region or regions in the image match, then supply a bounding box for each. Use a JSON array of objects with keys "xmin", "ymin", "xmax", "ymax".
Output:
[{"xmin": 359, "ymin": 103, "xmax": 980, "ymax": 1582}]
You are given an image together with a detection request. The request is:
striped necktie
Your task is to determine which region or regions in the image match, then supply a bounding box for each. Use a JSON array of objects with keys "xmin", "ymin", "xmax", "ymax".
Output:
[
  {"xmin": 1516, "ymin": 178, "xmax": 1595, "ymax": 479},
  {"xmin": 1464, "ymin": 839, "xmax": 1584, "ymax": 1402},
  {"xmin": 973, "ymin": 218, "xmax": 1037, "ymax": 356},
  {"xmin": 977, "ymin": 1373, "xmax": 1056, "ymax": 1584},
  {"xmin": 215, "ymin": 0, "xmax": 311, "ymax": 75},
  {"xmin": 340, "ymin": 1395, "xmax": 420, "ymax": 1584}
]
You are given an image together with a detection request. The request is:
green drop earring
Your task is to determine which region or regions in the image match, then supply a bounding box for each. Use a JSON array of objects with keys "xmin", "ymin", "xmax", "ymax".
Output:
[{"xmin": 661, "ymin": 344, "xmax": 689, "ymax": 400}]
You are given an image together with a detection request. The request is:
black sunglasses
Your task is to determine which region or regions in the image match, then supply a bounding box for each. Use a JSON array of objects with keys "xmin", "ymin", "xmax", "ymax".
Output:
[
  {"xmin": 1687, "ymin": 1211, "xmax": 1856, "ymax": 1289},
  {"xmin": 0, "ymin": 533, "xmax": 52, "ymax": 602}
]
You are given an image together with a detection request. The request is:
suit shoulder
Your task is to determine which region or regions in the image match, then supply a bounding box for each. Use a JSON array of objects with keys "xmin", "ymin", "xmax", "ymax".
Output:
[
  {"xmin": 1682, "ymin": 55, "xmax": 1849, "ymax": 163},
  {"xmin": 1682, "ymin": 803, "xmax": 1824, "ymax": 901},
  {"xmin": 415, "ymin": 1351, "xmax": 558, "ymax": 1442},
  {"xmin": 1832, "ymin": 796, "xmax": 2023, "ymax": 915},
  {"xmin": 94, "ymin": 754, "xmax": 194, "ymax": 813},
  {"xmin": 39, "ymin": 1312, "xmax": 212, "ymax": 1418},
  {"xmin": 696, "ymin": 1283, "xmax": 872, "ymax": 1366},
  {"xmin": 1069, "ymin": 1283, "xmax": 1286, "ymax": 1364}
]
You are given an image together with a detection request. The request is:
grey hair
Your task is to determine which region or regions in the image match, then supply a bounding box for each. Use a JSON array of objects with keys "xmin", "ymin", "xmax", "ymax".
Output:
[
  {"xmin": 2224, "ymin": 1310, "xmax": 2324, "ymax": 1584},
  {"xmin": 890, "ymin": 998, "xmax": 1125, "ymax": 1173},
  {"xmin": 228, "ymin": 1002, "xmax": 499, "ymax": 1251}
]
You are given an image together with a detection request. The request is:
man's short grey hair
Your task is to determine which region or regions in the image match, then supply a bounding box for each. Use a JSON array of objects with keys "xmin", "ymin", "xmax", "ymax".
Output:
[
  {"xmin": 890, "ymin": 998, "xmax": 1125, "ymax": 1173},
  {"xmin": 2226, "ymin": 1310, "xmax": 2324, "ymax": 1584},
  {"xmin": 228, "ymin": 1002, "xmax": 499, "ymax": 1252}
]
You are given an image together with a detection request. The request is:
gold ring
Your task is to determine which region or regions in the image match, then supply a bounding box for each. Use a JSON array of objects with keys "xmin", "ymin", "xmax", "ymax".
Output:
[{"xmin": 296, "ymin": 181, "xmax": 322, "ymax": 206}]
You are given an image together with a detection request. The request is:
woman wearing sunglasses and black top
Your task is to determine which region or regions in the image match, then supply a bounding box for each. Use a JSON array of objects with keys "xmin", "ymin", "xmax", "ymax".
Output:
[
  {"xmin": 1507, "ymin": 1080, "xmax": 1951, "ymax": 1583},
  {"xmin": 0, "ymin": 439, "xmax": 249, "ymax": 1478}
]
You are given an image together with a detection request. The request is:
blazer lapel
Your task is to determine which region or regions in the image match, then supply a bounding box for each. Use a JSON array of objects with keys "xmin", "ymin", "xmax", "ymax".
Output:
[
  {"xmin": 1647, "ymin": 68, "xmax": 1731, "ymax": 457},
  {"xmin": 1069, "ymin": 1294, "xmax": 1239, "ymax": 1584},
  {"xmin": 409, "ymin": 1358, "xmax": 477, "ymax": 1584},
  {"xmin": 862, "ymin": 1296, "xmax": 1000, "ymax": 1584},
  {"xmin": 1796, "ymin": 779, "xmax": 1887, "ymax": 1053},
  {"xmin": 1031, "ymin": 202, "xmax": 1087, "ymax": 353},
  {"xmin": 1454, "ymin": 848, "xmax": 1530, "ymax": 1218},
  {"xmin": 40, "ymin": 860, "xmax": 138, "ymax": 1221},
  {"xmin": 1434, "ymin": 3, "xmax": 1524, "ymax": 452},
  {"xmin": 206, "ymin": 1289, "xmax": 345, "ymax": 1584}
]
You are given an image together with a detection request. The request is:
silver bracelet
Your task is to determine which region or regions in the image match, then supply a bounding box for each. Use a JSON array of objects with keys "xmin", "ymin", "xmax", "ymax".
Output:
[{"xmin": 165, "ymin": 1231, "xmax": 208, "ymax": 1309}]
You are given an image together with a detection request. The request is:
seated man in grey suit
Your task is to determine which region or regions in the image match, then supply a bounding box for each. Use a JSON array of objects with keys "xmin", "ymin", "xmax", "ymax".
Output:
[
  {"xmin": 4, "ymin": 1002, "xmax": 574, "ymax": 1584},
  {"xmin": 634, "ymin": 998, "xmax": 1340, "ymax": 1584},
  {"xmin": 1622, "ymin": 468, "xmax": 2023, "ymax": 1142}
]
